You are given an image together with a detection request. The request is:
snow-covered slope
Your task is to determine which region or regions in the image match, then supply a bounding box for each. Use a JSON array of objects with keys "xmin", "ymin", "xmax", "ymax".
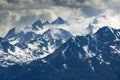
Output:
[
  {"xmin": 2, "ymin": 21, "xmax": 72, "ymax": 67},
  {"xmin": 16, "ymin": 28, "xmax": 72, "ymax": 57},
  {"xmin": 0, "ymin": 37, "xmax": 39, "ymax": 67},
  {"xmin": 42, "ymin": 28, "xmax": 72, "ymax": 53},
  {"xmin": 4, "ymin": 28, "xmax": 24, "ymax": 44}
]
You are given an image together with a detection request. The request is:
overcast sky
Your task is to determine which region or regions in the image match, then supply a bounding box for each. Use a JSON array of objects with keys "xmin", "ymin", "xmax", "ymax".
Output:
[{"xmin": 0, "ymin": 0, "xmax": 120, "ymax": 37}]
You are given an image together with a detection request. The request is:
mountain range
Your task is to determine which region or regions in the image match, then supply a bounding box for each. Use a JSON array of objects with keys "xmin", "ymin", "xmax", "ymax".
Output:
[{"xmin": 0, "ymin": 16, "xmax": 120, "ymax": 80}]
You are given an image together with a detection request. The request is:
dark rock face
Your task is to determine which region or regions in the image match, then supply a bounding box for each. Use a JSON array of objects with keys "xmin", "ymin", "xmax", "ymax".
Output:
[
  {"xmin": 0, "ymin": 37, "xmax": 15, "ymax": 52},
  {"xmin": 52, "ymin": 17, "xmax": 66, "ymax": 25},
  {"xmin": 32, "ymin": 20, "xmax": 43, "ymax": 30},
  {"xmin": 4, "ymin": 28, "xmax": 24, "ymax": 43}
]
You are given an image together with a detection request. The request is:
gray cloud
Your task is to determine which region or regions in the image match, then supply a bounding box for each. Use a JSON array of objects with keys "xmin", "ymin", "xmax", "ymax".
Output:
[
  {"xmin": 0, "ymin": 0, "xmax": 120, "ymax": 15},
  {"xmin": 0, "ymin": 0, "xmax": 120, "ymax": 37},
  {"xmin": 0, "ymin": 0, "xmax": 55, "ymax": 10}
]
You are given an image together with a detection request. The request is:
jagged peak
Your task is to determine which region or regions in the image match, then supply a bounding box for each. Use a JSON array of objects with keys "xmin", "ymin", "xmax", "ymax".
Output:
[
  {"xmin": 4, "ymin": 27, "xmax": 24, "ymax": 39},
  {"xmin": 56, "ymin": 17, "xmax": 64, "ymax": 21},
  {"xmin": 95, "ymin": 26, "xmax": 112, "ymax": 33},
  {"xmin": 43, "ymin": 21, "xmax": 50, "ymax": 25},
  {"xmin": 5, "ymin": 28, "xmax": 16, "ymax": 36},
  {"xmin": 51, "ymin": 17, "xmax": 66, "ymax": 25},
  {"xmin": 92, "ymin": 26, "xmax": 119, "ymax": 43},
  {"xmin": 32, "ymin": 19, "xmax": 43, "ymax": 30},
  {"xmin": 95, "ymin": 26, "xmax": 115, "ymax": 35}
]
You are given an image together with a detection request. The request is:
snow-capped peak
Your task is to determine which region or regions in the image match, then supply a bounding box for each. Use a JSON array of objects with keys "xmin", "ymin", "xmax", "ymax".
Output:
[
  {"xmin": 42, "ymin": 28, "xmax": 72, "ymax": 43},
  {"xmin": 42, "ymin": 28, "xmax": 72, "ymax": 53},
  {"xmin": 4, "ymin": 28, "xmax": 24, "ymax": 44},
  {"xmin": 43, "ymin": 21, "xmax": 50, "ymax": 25},
  {"xmin": 94, "ymin": 26, "xmax": 120, "ymax": 42}
]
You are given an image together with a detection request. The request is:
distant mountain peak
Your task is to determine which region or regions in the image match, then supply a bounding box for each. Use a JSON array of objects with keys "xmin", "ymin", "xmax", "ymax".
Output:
[
  {"xmin": 94, "ymin": 26, "xmax": 119, "ymax": 42},
  {"xmin": 57, "ymin": 17, "xmax": 63, "ymax": 20},
  {"xmin": 4, "ymin": 27, "xmax": 24, "ymax": 44},
  {"xmin": 32, "ymin": 19, "xmax": 43, "ymax": 30},
  {"xmin": 4, "ymin": 28, "xmax": 24, "ymax": 43},
  {"xmin": 5, "ymin": 28, "xmax": 16, "ymax": 37},
  {"xmin": 87, "ymin": 15, "xmax": 111, "ymax": 34},
  {"xmin": 95, "ymin": 26, "xmax": 112, "ymax": 33},
  {"xmin": 43, "ymin": 21, "xmax": 50, "ymax": 25},
  {"xmin": 52, "ymin": 17, "xmax": 66, "ymax": 25},
  {"xmin": 42, "ymin": 28, "xmax": 72, "ymax": 51}
]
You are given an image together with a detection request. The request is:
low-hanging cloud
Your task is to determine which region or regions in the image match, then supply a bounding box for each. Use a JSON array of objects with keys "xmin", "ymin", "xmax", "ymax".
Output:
[{"xmin": 0, "ymin": 0, "xmax": 120, "ymax": 37}]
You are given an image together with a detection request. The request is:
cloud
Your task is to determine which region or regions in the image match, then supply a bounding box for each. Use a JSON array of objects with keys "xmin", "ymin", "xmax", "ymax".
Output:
[
  {"xmin": 1, "ymin": 0, "xmax": 120, "ymax": 15},
  {"xmin": 0, "ymin": 0, "xmax": 120, "ymax": 37},
  {"xmin": 0, "ymin": 0, "xmax": 55, "ymax": 10},
  {"xmin": 91, "ymin": 14, "xmax": 120, "ymax": 28}
]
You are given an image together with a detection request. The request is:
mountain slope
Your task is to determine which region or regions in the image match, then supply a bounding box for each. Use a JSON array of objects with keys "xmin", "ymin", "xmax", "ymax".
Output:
[
  {"xmin": 42, "ymin": 28, "xmax": 72, "ymax": 53},
  {"xmin": 4, "ymin": 28, "xmax": 24, "ymax": 44},
  {"xmin": 0, "ymin": 37, "xmax": 15, "ymax": 52},
  {"xmin": 0, "ymin": 37, "xmax": 37, "ymax": 67},
  {"xmin": 1, "ymin": 27, "xmax": 72, "ymax": 67},
  {"xmin": 0, "ymin": 26, "xmax": 120, "ymax": 80},
  {"xmin": 17, "ymin": 28, "xmax": 72, "ymax": 57}
]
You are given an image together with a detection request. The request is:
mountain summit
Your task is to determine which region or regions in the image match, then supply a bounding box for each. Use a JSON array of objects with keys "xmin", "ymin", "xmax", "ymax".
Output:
[
  {"xmin": 32, "ymin": 20, "xmax": 43, "ymax": 30},
  {"xmin": 52, "ymin": 17, "xmax": 66, "ymax": 25}
]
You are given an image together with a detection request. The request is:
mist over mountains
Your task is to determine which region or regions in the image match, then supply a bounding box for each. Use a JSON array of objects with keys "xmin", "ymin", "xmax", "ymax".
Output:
[
  {"xmin": 1, "ymin": 0, "xmax": 120, "ymax": 37},
  {"xmin": 0, "ymin": 0, "xmax": 120, "ymax": 80}
]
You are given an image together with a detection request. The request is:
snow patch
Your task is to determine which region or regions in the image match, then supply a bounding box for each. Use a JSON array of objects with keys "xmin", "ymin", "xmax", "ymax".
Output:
[
  {"xmin": 63, "ymin": 64, "xmax": 68, "ymax": 69},
  {"xmin": 83, "ymin": 46, "xmax": 95, "ymax": 58}
]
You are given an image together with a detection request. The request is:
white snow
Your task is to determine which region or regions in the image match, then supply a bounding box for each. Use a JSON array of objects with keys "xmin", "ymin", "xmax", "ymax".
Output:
[
  {"xmin": 27, "ymin": 43, "xmax": 38, "ymax": 50},
  {"xmin": 62, "ymin": 44, "xmax": 69, "ymax": 59},
  {"xmin": 47, "ymin": 42, "xmax": 55, "ymax": 53},
  {"xmin": 83, "ymin": 46, "xmax": 95, "ymax": 58},
  {"xmin": 110, "ymin": 45, "xmax": 116, "ymax": 49},
  {"xmin": 9, "ymin": 39, "xmax": 19, "ymax": 45},
  {"xmin": 63, "ymin": 64, "xmax": 68, "ymax": 69},
  {"xmin": 110, "ymin": 45, "xmax": 120, "ymax": 54},
  {"xmin": 78, "ymin": 52, "xmax": 82, "ymax": 59},
  {"xmin": 88, "ymin": 60, "xmax": 95, "ymax": 71},
  {"xmin": 42, "ymin": 59, "xmax": 47, "ymax": 63},
  {"xmin": 105, "ymin": 61, "xmax": 110, "ymax": 65},
  {"xmin": 97, "ymin": 54, "xmax": 104, "ymax": 64}
]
